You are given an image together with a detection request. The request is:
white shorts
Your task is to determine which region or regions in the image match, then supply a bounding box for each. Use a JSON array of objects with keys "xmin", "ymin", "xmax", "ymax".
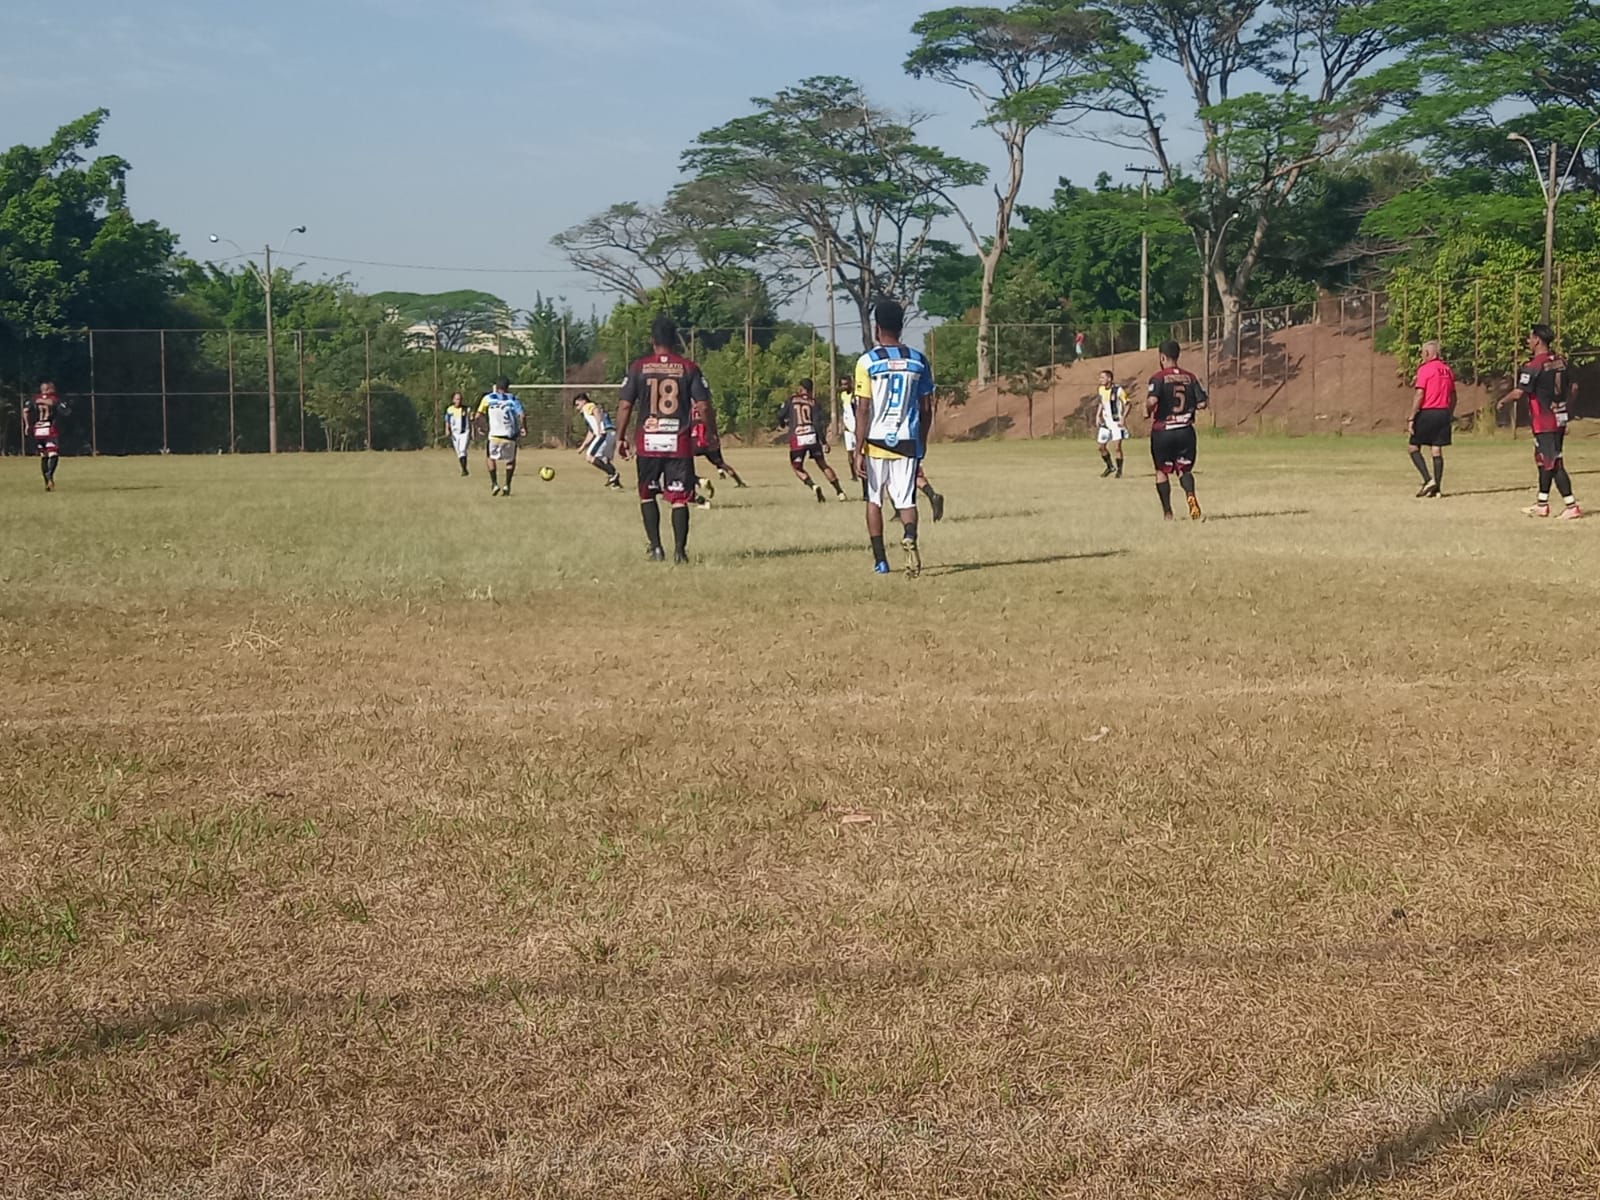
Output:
[
  {"xmin": 451, "ymin": 431, "xmax": 470, "ymax": 456},
  {"xmin": 587, "ymin": 431, "xmax": 617, "ymax": 463},
  {"xmin": 487, "ymin": 436, "xmax": 518, "ymax": 464},
  {"xmin": 843, "ymin": 430, "xmax": 857, "ymax": 453},
  {"xmin": 1097, "ymin": 426, "xmax": 1128, "ymax": 445},
  {"xmin": 865, "ymin": 454, "xmax": 918, "ymax": 511}
]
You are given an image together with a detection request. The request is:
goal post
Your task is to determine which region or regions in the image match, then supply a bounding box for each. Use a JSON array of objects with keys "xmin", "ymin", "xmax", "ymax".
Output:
[{"xmin": 506, "ymin": 383, "xmax": 606, "ymax": 449}]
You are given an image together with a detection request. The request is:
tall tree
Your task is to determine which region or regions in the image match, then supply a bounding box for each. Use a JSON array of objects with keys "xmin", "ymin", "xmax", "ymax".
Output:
[
  {"xmin": 369, "ymin": 289, "xmax": 513, "ymax": 352},
  {"xmin": 906, "ymin": 0, "xmax": 1113, "ymax": 384},
  {"xmin": 679, "ymin": 76, "xmax": 985, "ymax": 350},
  {"xmin": 0, "ymin": 110, "xmax": 177, "ymax": 341},
  {"xmin": 1086, "ymin": 0, "xmax": 1394, "ymax": 343}
]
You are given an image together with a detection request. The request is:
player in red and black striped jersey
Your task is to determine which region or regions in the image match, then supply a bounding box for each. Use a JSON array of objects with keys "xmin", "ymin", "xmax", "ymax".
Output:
[
  {"xmin": 778, "ymin": 378, "xmax": 847, "ymax": 502},
  {"xmin": 1146, "ymin": 340, "xmax": 1208, "ymax": 520},
  {"xmin": 1499, "ymin": 324, "xmax": 1581, "ymax": 519},
  {"xmin": 690, "ymin": 393, "xmax": 747, "ymax": 492},
  {"xmin": 616, "ymin": 315, "xmax": 710, "ymax": 563},
  {"xmin": 24, "ymin": 381, "xmax": 67, "ymax": 492}
]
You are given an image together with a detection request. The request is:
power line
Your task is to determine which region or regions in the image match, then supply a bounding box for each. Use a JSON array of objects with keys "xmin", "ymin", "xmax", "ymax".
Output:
[{"xmin": 289, "ymin": 251, "xmax": 581, "ymax": 276}]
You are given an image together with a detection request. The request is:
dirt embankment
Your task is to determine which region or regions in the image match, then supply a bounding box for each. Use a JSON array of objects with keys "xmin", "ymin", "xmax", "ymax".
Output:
[{"xmin": 936, "ymin": 326, "xmax": 1508, "ymax": 440}]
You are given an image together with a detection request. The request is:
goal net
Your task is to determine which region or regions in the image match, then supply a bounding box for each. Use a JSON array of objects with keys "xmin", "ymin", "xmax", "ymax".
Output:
[{"xmin": 506, "ymin": 383, "xmax": 606, "ymax": 449}]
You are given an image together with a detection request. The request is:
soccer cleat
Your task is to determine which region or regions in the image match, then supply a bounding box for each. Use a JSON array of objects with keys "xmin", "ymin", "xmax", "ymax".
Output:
[
  {"xmin": 1524, "ymin": 503, "xmax": 1551, "ymax": 518},
  {"xmin": 836, "ymin": 489, "xmax": 849, "ymax": 501},
  {"xmin": 717, "ymin": 469, "xmax": 728, "ymax": 479},
  {"xmin": 1101, "ymin": 463, "xmax": 1115, "ymax": 478},
  {"xmin": 734, "ymin": 479, "xmax": 749, "ymax": 488},
  {"xmin": 491, "ymin": 485, "xmax": 502, "ymax": 496},
  {"xmin": 901, "ymin": 536, "xmax": 922, "ymax": 578},
  {"xmin": 1416, "ymin": 481, "xmax": 1437, "ymax": 498},
  {"xmin": 673, "ymin": 550, "xmax": 689, "ymax": 565},
  {"xmin": 813, "ymin": 484, "xmax": 826, "ymax": 504},
  {"xmin": 929, "ymin": 491, "xmax": 945, "ymax": 522},
  {"xmin": 1115, "ymin": 463, "xmax": 1123, "ymax": 478},
  {"xmin": 1558, "ymin": 503, "xmax": 1584, "ymax": 520},
  {"xmin": 1163, "ymin": 511, "xmax": 1175, "ymax": 522},
  {"xmin": 646, "ymin": 545, "xmax": 666, "ymax": 562},
  {"xmin": 606, "ymin": 476, "xmax": 623, "ymax": 490},
  {"xmin": 1187, "ymin": 494, "xmax": 1203, "ymax": 521},
  {"xmin": 502, "ymin": 487, "xmax": 512, "ymax": 497},
  {"xmin": 45, "ymin": 479, "xmax": 54, "ymax": 492},
  {"xmin": 873, "ymin": 561, "xmax": 891, "ymax": 574}
]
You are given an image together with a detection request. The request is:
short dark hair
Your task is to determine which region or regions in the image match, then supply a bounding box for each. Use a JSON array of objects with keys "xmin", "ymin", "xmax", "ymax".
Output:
[
  {"xmin": 1532, "ymin": 323, "xmax": 1556, "ymax": 346},
  {"xmin": 495, "ymin": 375, "xmax": 511, "ymax": 389},
  {"xmin": 873, "ymin": 299, "xmax": 906, "ymax": 339},
  {"xmin": 572, "ymin": 391, "xmax": 589, "ymax": 405},
  {"xmin": 1159, "ymin": 339, "xmax": 1181, "ymax": 362},
  {"xmin": 650, "ymin": 313, "xmax": 678, "ymax": 349},
  {"xmin": 798, "ymin": 377, "xmax": 813, "ymax": 393}
]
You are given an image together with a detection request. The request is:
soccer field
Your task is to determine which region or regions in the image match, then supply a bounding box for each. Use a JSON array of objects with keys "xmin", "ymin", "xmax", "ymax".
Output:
[{"xmin": 5, "ymin": 438, "xmax": 1600, "ymax": 1198}]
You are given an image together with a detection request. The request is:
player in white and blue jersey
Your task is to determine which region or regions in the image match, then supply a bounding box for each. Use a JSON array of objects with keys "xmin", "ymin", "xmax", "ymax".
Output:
[
  {"xmin": 851, "ymin": 299, "xmax": 935, "ymax": 577},
  {"xmin": 476, "ymin": 376, "xmax": 525, "ymax": 497}
]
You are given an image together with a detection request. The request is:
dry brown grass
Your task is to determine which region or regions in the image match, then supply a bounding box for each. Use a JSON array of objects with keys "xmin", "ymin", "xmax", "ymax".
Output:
[{"xmin": 5, "ymin": 439, "xmax": 1600, "ymax": 1198}]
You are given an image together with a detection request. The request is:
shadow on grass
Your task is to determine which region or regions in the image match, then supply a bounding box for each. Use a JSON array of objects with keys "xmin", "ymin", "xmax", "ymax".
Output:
[
  {"xmin": 926, "ymin": 549, "xmax": 1126, "ymax": 577},
  {"xmin": 938, "ymin": 508, "xmax": 1044, "ymax": 525},
  {"xmin": 1204, "ymin": 508, "xmax": 1311, "ymax": 522},
  {"xmin": 1447, "ymin": 467, "xmax": 1600, "ymax": 499},
  {"xmin": 1270, "ymin": 1029, "xmax": 1600, "ymax": 1198},
  {"xmin": 13, "ymin": 934, "xmax": 1600, "ymax": 1073},
  {"xmin": 737, "ymin": 542, "xmax": 859, "ymax": 560}
]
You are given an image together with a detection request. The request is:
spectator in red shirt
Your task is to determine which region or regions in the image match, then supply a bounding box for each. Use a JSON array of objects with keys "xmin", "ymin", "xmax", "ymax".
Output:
[{"xmin": 1407, "ymin": 340, "xmax": 1455, "ymax": 497}]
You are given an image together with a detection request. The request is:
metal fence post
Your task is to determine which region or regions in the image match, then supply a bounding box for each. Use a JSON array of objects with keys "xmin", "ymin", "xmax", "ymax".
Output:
[
  {"xmin": 1049, "ymin": 325, "xmax": 1057, "ymax": 435},
  {"xmin": 88, "ymin": 329, "xmax": 98, "ymax": 456},
  {"xmin": 363, "ymin": 328, "xmax": 373, "ymax": 450},
  {"xmin": 227, "ymin": 330, "xmax": 236, "ymax": 452},
  {"xmin": 159, "ymin": 328, "xmax": 170, "ymax": 454},
  {"xmin": 1473, "ymin": 280, "xmax": 1481, "ymax": 386},
  {"xmin": 297, "ymin": 331, "xmax": 306, "ymax": 451}
]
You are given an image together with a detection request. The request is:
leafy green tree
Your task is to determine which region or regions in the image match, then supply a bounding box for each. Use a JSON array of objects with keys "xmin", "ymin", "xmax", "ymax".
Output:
[
  {"xmin": 0, "ymin": 109, "xmax": 179, "ymax": 422},
  {"xmin": 1083, "ymin": 0, "xmax": 1395, "ymax": 343},
  {"xmin": 679, "ymin": 76, "xmax": 986, "ymax": 350},
  {"xmin": 368, "ymin": 289, "xmax": 512, "ymax": 352},
  {"xmin": 906, "ymin": 0, "xmax": 1114, "ymax": 385}
]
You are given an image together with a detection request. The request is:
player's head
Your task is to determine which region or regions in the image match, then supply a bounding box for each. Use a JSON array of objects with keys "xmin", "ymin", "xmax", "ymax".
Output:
[
  {"xmin": 1099, "ymin": 369, "xmax": 1114, "ymax": 386},
  {"xmin": 839, "ymin": 379, "xmax": 853, "ymax": 396},
  {"xmin": 450, "ymin": 391, "xmax": 463, "ymax": 404},
  {"xmin": 39, "ymin": 381, "xmax": 56, "ymax": 397},
  {"xmin": 650, "ymin": 314, "xmax": 677, "ymax": 352},
  {"xmin": 495, "ymin": 375, "xmax": 511, "ymax": 392},
  {"xmin": 1420, "ymin": 340, "xmax": 1441, "ymax": 363},
  {"xmin": 571, "ymin": 391, "xmax": 589, "ymax": 409},
  {"xmin": 872, "ymin": 299, "xmax": 906, "ymax": 344},
  {"xmin": 797, "ymin": 377, "xmax": 813, "ymax": 396},
  {"xmin": 1158, "ymin": 339, "xmax": 1182, "ymax": 367},
  {"xmin": 1530, "ymin": 323, "xmax": 1556, "ymax": 352}
]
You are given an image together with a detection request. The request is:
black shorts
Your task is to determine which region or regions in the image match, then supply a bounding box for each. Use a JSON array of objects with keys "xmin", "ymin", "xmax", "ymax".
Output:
[
  {"xmin": 696, "ymin": 446, "xmax": 728, "ymax": 470},
  {"xmin": 1150, "ymin": 426, "xmax": 1197, "ymax": 475},
  {"xmin": 636, "ymin": 455, "xmax": 697, "ymax": 504},
  {"xmin": 1410, "ymin": 408, "xmax": 1453, "ymax": 447},
  {"xmin": 790, "ymin": 444, "xmax": 827, "ymax": 469},
  {"xmin": 1535, "ymin": 430, "xmax": 1567, "ymax": 469}
]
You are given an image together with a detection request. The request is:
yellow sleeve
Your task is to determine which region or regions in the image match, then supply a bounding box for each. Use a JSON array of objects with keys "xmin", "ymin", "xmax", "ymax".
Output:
[
  {"xmin": 854, "ymin": 357, "xmax": 871, "ymax": 402},
  {"xmin": 476, "ymin": 397, "xmax": 489, "ymax": 415}
]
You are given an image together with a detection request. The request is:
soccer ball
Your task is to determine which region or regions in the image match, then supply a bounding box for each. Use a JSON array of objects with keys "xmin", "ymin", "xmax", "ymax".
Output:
[
  {"xmin": 698, "ymin": 477, "xmax": 715, "ymax": 501},
  {"xmin": 539, "ymin": 466, "xmax": 555, "ymax": 481}
]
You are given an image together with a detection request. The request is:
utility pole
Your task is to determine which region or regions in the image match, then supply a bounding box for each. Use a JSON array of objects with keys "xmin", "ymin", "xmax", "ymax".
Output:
[
  {"xmin": 1126, "ymin": 165, "xmax": 1162, "ymax": 352},
  {"xmin": 209, "ymin": 226, "xmax": 305, "ymax": 454}
]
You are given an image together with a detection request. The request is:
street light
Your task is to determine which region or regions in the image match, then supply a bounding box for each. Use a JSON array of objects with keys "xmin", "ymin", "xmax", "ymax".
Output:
[
  {"xmin": 1126, "ymin": 165, "xmax": 1163, "ymax": 351},
  {"xmin": 1507, "ymin": 117, "xmax": 1600, "ymax": 325},
  {"xmin": 207, "ymin": 225, "xmax": 306, "ymax": 453}
]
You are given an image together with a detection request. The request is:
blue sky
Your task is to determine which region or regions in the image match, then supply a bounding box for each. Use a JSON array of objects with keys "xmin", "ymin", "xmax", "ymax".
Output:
[{"xmin": 9, "ymin": 0, "xmax": 1173, "ymax": 328}]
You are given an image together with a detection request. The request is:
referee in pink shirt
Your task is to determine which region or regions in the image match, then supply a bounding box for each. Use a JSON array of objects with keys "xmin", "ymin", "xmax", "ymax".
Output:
[{"xmin": 1408, "ymin": 340, "xmax": 1456, "ymax": 497}]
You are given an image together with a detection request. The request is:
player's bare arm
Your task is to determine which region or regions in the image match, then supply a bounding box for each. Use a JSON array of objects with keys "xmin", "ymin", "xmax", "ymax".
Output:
[{"xmin": 615, "ymin": 384, "xmax": 635, "ymax": 459}]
